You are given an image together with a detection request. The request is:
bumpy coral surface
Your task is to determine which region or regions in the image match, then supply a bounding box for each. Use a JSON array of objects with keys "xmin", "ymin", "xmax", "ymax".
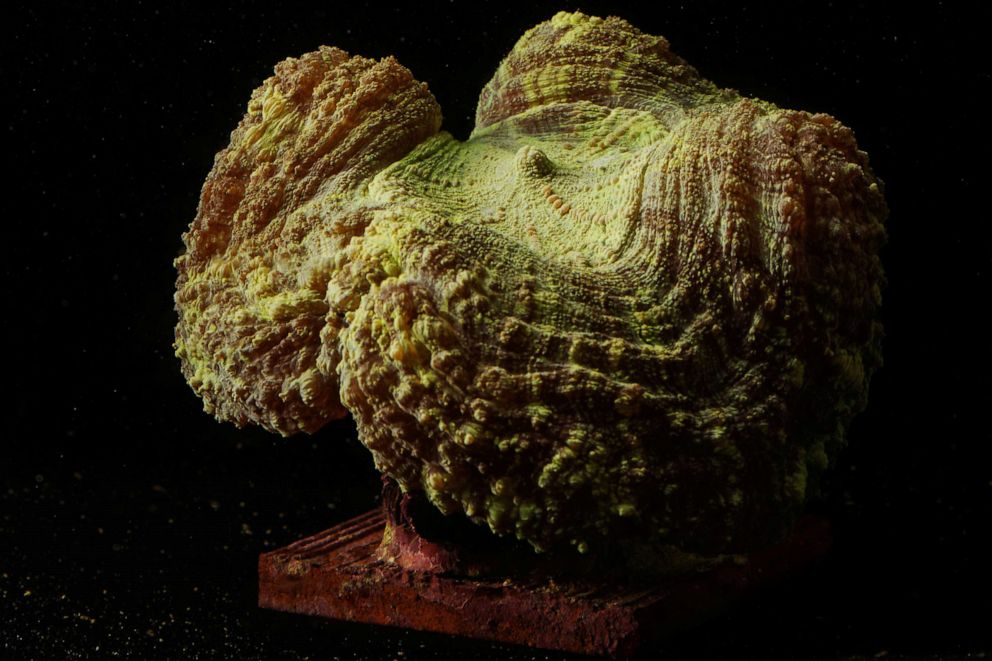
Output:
[{"xmin": 175, "ymin": 12, "xmax": 887, "ymax": 556}]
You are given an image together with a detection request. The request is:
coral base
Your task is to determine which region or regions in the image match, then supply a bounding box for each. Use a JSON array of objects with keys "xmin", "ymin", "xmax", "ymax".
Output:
[{"xmin": 258, "ymin": 508, "xmax": 830, "ymax": 658}]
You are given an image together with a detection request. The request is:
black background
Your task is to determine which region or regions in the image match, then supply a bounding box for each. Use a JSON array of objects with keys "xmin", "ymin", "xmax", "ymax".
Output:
[{"xmin": 3, "ymin": 1, "xmax": 989, "ymax": 658}]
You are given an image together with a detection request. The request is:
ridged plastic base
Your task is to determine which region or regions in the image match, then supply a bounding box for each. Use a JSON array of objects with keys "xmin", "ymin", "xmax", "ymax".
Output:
[{"xmin": 258, "ymin": 510, "xmax": 830, "ymax": 658}]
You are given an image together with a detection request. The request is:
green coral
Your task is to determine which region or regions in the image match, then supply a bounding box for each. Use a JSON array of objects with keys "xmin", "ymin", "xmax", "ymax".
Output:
[{"xmin": 175, "ymin": 11, "xmax": 887, "ymax": 559}]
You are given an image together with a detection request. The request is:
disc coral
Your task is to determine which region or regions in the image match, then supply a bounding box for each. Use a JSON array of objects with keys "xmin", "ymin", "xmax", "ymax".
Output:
[{"xmin": 175, "ymin": 11, "xmax": 887, "ymax": 557}]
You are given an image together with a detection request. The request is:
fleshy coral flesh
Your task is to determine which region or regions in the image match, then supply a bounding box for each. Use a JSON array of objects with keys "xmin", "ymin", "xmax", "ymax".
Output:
[{"xmin": 175, "ymin": 12, "xmax": 887, "ymax": 558}]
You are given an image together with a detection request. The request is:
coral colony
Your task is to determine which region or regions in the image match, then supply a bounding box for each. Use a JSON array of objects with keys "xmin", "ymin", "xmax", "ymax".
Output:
[{"xmin": 176, "ymin": 12, "xmax": 886, "ymax": 568}]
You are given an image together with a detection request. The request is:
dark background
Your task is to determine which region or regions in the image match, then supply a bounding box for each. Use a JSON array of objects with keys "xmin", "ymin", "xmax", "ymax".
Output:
[{"xmin": 3, "ymin": 1, "xmax": 989, "ymax": 658}]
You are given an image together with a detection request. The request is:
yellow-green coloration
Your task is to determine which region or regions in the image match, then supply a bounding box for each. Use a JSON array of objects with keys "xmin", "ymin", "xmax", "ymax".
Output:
[{"xmin": 174, "ymin": 12, "xmax": 887, "ymax": 559}]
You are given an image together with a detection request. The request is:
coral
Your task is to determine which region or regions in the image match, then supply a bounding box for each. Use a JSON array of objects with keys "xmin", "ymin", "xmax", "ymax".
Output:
[{"xmin": 175, "ymin": 11, "xmax": 887, "ymax": 557}]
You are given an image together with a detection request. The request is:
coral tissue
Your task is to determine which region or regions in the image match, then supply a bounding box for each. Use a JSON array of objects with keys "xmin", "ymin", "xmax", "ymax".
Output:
[{"xmin": 175, "ymin": 12, "xmax": 887, "ymax": 559}]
